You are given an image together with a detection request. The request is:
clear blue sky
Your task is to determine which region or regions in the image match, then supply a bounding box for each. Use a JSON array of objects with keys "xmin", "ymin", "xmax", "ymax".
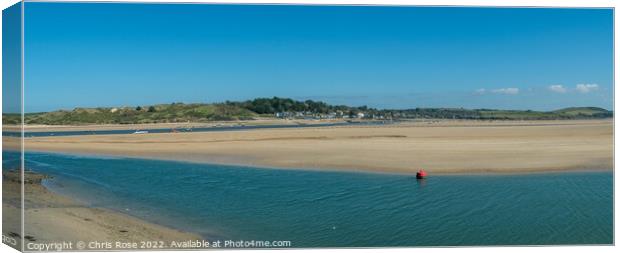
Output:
[
  {"xmin": 21, "ymin": 3, "xmax": 613, "ymax": 112},
  {"xmin": 2, "ymin": 2, "xmax": 21, "ymax": 113}
]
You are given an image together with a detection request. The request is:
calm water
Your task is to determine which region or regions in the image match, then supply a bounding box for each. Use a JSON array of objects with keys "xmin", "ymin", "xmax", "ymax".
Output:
[
  {"xmin": 5, "ymin": 151, "xmax": 613, "ymax": 247},
  {"xmin": 2, "ymin": 121, "xmax": 390, "ymax": 138}
]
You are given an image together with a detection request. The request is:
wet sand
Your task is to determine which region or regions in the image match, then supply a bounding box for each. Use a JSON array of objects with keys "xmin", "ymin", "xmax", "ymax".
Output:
[
  {"xmin": 1, "ymin": 170, "xmax": 201, "ymax": 249},
  {"xmin": 10, "ymin": 119, "xmax": 614, "ymax": 174}
]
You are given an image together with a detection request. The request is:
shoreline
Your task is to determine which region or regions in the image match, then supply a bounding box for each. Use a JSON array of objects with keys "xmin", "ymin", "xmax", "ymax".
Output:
[
  {"xmin": 2, "ymin": 170, "xmax": 202, "ymax": 247},
  {"xmin": 9, "ymin": 148, "xmax": 614, "ymax": 176}
]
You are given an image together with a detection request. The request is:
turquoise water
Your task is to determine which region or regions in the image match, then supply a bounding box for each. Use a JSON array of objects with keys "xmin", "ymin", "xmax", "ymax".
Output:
[{"xmin": 6, "ymin": 151, "xmax": 613, "ymax": 247}]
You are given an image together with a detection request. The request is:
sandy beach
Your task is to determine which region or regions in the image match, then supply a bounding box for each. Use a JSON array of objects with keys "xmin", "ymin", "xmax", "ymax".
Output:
[
  {"xmin": 1, "ymin": 170, "xmax": 201, "ymax": 249},
  {"xmin": 9, "ymin": 119, "xmax": 613, "ymax": 174}
]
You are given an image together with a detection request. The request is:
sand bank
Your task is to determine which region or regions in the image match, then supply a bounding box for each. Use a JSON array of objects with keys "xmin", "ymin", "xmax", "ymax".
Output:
[
  {"xmin": 8, "ymin": 118, "xmax": 350, "ymax": 132},
  {"xmin": 2, "ymin": 170, "xmax": 201, "ymax": 249},
  {"xmin": 11, "ymin": 120, "xmax": 614, "ymax": 174},
  {"xmin": 7, "ymin": 118, "xmax": 606, "ymax": 132}
]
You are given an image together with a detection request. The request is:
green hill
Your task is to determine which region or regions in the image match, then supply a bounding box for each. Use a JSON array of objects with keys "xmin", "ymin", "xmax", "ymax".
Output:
[
  {"xmin": 475, "ymin": 107, "xmax": 613, "ymax": 120},
  {"xmin": 552, "ymin": 107, "xmax": 612, "ymax": 116},
  {"xmin": 15, "ymin": 103, "xmax": 257, "ymax": 125},
  {"xmin": 1, "ymin": 97, "xmax": 613, "ymax": 125}
]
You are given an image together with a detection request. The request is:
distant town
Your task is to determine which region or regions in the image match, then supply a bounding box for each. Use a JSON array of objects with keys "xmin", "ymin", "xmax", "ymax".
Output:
[{"xmin": 275, "ymin": 111, "xmax": 375, "ymax": 120}]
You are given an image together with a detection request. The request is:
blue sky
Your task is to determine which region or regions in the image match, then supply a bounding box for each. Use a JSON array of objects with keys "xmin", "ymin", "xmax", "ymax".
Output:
[
  {"xmin": 2, "ymin": 2, "xmax": 21, "ymax": 113},
  {"xmin": 20, "ymin": 3, "xmax": 613, "ymax": 112}
]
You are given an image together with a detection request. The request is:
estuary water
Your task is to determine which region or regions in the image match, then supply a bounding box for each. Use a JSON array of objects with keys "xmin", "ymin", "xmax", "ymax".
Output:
[
  {"xmin": 5, "ymin": 151, "xmax": 613, "ymax": 247},
  {"xmin": 3, "ymin": 121, "xmax": 389, "ymax": 138}
]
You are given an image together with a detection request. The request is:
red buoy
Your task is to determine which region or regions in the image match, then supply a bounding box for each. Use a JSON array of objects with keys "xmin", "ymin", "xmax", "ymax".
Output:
[{"xmin": 416, "ymin": 169, "xmax": 427, "ymax": 179}]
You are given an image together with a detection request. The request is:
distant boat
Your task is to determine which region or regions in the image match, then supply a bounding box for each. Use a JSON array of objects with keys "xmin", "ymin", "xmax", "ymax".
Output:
[
  {"xmin": 416, "ymin": 169, "xmax": 427, "ymax": 179},
  {"xmin": 133, "ymin": 130, "xmax": 149, "ymax": 134}
]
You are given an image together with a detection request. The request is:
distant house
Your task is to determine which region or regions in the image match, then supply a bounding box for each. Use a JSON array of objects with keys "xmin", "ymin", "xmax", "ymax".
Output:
[{"xmin": 357, "ymin": 112, "xmax": 365, "ymax": 118}]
